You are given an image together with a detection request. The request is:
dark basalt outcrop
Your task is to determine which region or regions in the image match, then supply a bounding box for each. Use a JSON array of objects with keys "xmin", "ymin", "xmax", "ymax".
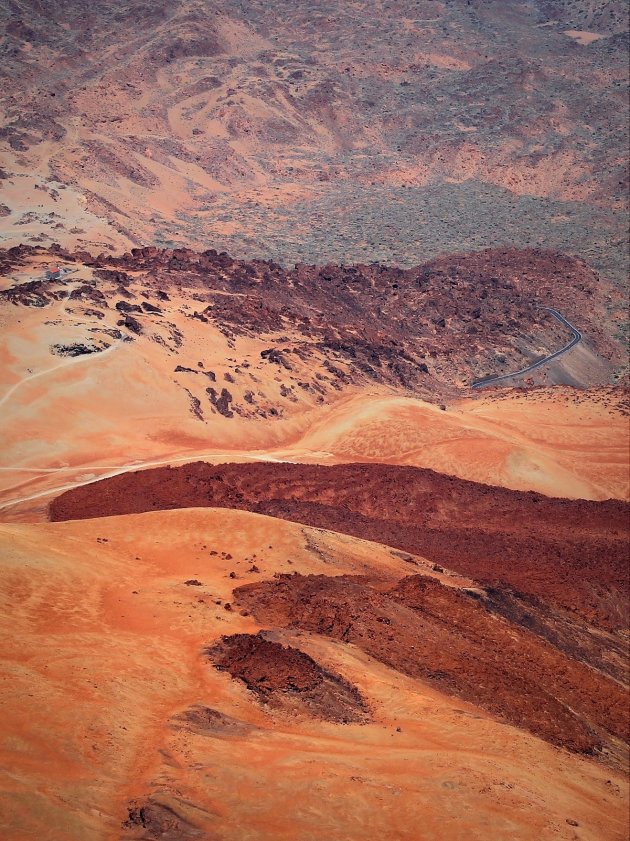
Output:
[
  {"xmin": 124, "ymin": 797, "xmax": 202, "ymax": 840},
  {"xmin": 0, "ymin": 243, "xmax": 624, "ymax": 391},
  {"xmin": 171, "ymin": 705, "xmax": 256, "ymax": 739},
  {"xmin": 0, "ymin": 278, "xmax": 54, "ymax": 307},
  {"xmin": 232, "ymin": 573, "xmax": 629, "ymax": 758},
  {"xmin": 50, "ymin": 342, "xmax": 104, "ymax": 357},
  {"xmin": 206, "ymin": 387, "xmax": 233, "ymax": 417},
  {"xmin": 49, "ymin": 461, "xmax": 630, "ymax": 632},
  {"xmin": 141, "ymin": 301, "xmax": 162, "ymax": 314},
  {"xmin": 207, "ymin": 632, "xmax": 368, "ymax": 723},
  {"xmin": 117, "ymin": 314, "xmax": 143, "ymax": 334},
  {"xmin": 115, "ymin": 300, "xmax": 143, "ymax": 314}
]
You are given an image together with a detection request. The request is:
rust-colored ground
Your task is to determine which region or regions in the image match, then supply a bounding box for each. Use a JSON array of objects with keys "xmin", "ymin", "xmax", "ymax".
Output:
[{"xmin": 0, "ymin": 509, "xmax": 628, "ymax": 841}]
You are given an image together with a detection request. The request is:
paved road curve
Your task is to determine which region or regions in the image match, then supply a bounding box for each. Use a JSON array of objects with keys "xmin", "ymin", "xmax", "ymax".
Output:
[{"xmin": 471, "ymin": 307, "xmax": 582, "ymax": 389}]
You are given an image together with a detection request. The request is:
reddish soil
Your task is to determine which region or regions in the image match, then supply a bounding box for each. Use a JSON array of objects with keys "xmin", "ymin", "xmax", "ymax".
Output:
[
  {"xmin": 49, "ymin": 461, "xmax": 630, "ymax": 631},
  {"xmin": 232, "ymin": 573, "xmax": 629, "ymax": 758},
  {"xmin": 207, "ymin": 632, "xmax": 368, "ymax": 723}
]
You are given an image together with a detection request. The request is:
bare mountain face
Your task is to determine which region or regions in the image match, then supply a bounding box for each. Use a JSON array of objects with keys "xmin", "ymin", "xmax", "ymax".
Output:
[
  {"xmin": 0, "ymin": 0, "xmax": 628, "ymax": 288},
  {"xmin": 0, "ymin": 3, "xmax": 629, "ymax": 840}
]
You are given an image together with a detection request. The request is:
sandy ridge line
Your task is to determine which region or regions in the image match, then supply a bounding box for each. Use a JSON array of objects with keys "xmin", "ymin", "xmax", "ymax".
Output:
[{"xmin": 0, "ymin": 452, "xmax": 296, "ymax": 511}]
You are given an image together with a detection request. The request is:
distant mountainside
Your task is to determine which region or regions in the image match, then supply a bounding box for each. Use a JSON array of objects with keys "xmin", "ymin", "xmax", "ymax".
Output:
[{"xmin": 0, "ymin": 0, "xmax": 628, "ymax": 285}]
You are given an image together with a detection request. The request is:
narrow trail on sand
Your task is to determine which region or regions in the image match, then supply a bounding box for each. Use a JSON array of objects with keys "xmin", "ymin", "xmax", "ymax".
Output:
[
  {"xmin": 0, "ymin": 341, "xmax": 123, "ymax": 410},
  {"xmin": 0, "ymin": 452, "xmax": 296, "ymax": 513}
]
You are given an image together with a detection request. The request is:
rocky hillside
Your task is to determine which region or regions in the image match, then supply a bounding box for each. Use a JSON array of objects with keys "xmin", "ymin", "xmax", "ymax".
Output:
[
  {"xmin": 1, "ymin": 243, "xmax": 624, "ymax": 403},
  {"xmin": 49, "ymin": 460, "xmax": 630, "ymax": 631},
  {"xmin": 49, "ymin": 459, "xmax": 630, "ymax": 768}
]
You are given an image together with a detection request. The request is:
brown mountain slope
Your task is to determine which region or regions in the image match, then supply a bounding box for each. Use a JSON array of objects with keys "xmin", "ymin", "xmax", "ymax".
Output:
[
  {"xmin": 232, "ymin": 571, "xmax": 629, "ymax": 757},
  {"xmin": 1, "ymin": 243, "xmax": 625, "ymax": 394},
  {"xmin": 0, "ymin": 0, "xmax": 627, "ymax": 283}
]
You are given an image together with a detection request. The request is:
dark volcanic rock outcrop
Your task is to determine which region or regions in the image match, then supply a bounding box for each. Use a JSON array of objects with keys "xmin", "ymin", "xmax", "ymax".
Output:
[
  {"xmin": 231, "ymin": 573, "xmax": 629, "ymax": 758},
  {"xmin": 124, "ymin": 797, "xmax": 202, "ymax": 840},
  {"xmin": 207, "ymin": 632, "xmax": 368, "ymax": 723},
  {"xmin": 0, "ymin": 244, "xmax": 624, "ymax": 391},
  {"xmin": 51, "ymin": 342, "xmax": 104, "ymax": 357},
  {"xmin": 206, "ymin": 387, "xmax": 233, "ymax": 418},
  {"xmin": 98, "ymin": 245, "xmax": 620, "ymax": 386},
  {"xmin": 49, "ymin": 461, "xmax": 630, "ymax": 632},
  {"xmin": 171, "ymin": 705, "xmax": 256, "ymax": 739}
]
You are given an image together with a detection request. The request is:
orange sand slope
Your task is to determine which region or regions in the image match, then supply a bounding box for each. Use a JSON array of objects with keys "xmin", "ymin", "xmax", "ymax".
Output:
[
  {"xmin": 2, "ymin": 386, "xmax": 627, "ymax": 517},
  {"xmin": 289, "ymin": 389, "xmax": 630, "ymax": 501},
  {"xmin": 0, "ymin": 374, "xmax": 627, "ymax": 520},
  {"xmin": 0, "ymin": 257, "xmax": 627, "ymax": 517},
  {"xmin": 0, "ymin": 508, "xmax": 627, "ymax": 841}
]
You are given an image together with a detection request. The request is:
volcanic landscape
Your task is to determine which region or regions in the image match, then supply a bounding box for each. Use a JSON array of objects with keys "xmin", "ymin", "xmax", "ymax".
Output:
[{"xmin": 0, "ymin": 1, "xmax": 628, "ymax": 840}]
